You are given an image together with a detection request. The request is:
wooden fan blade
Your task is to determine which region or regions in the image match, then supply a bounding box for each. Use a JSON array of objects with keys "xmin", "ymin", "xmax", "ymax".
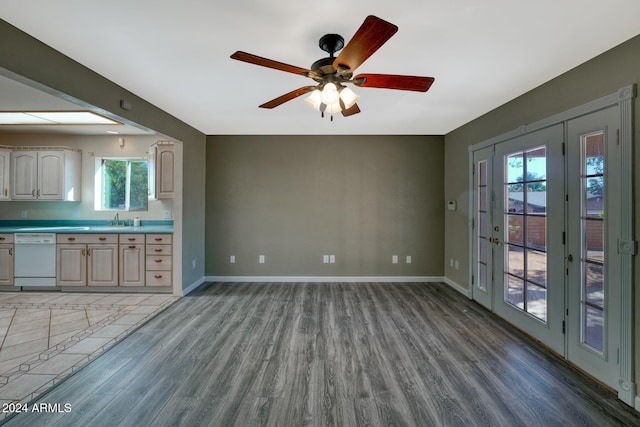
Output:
[
  {"xmin": 259, "ymin": 86, "xmax": 316, "ymax": 109},
  {"xmin": 354, "ymin": 74, "xmax": 435, "ymax": 92},
  {"xmin": 231, "ymin": 51, "xmax": 315, "ymax": 77},
  {"xmin": 341, "ymin": 103, "xmax": 361, "ymax": 117},
  {"xmin": 333, "ymin": 16, "xmax": 398, "ymax": 72}
]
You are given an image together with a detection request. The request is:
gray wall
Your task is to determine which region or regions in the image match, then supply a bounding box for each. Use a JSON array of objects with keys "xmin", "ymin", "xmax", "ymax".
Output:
[
  {"xmin": 443, "ymin": 33, "xmax": 640, "ymax": 392},
  {"xmin": 206, "ymin": 135, "xmax": 444, "ymax": 277},
  {"xmin": 0, "ymin": 19, "xmax": 207, "ymax": 293}
]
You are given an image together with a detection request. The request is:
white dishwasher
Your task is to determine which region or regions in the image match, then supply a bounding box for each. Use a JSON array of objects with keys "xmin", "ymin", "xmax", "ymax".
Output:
[{"xmin": 14, "ymin": 233, "xmax": 57, "ymax": 287}]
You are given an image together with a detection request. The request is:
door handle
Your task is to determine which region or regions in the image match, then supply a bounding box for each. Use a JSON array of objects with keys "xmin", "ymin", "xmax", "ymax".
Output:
[{"xmin": 566, "ymin": 254, "xmax": 573, "ymax": 262}]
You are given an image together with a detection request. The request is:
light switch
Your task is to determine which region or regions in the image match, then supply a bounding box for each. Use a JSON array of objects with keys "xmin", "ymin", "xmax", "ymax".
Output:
[
  {"xmin": 259, "ymin": 255, "xmax": 265, "ymax": 264},
  {"xmin": 406, "ymin": 255, "xmax": 412, "ymax": 264},
  {"xmin": 230, "ymin": 255, "xmax": 236, "ymax": 264},
  {"xmin": 323, "ymin": 255, "xmax": 329, "ymax": 264},
  {"xmin": 392, "ymin": 255, "xmax": 398, "ymax": 264},
  {"xmin": 329, "ymin": 255, "xmax": 335, "ymax": 264}
]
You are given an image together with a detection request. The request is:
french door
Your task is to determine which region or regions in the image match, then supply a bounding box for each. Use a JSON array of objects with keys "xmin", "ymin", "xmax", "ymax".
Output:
[
  {"xmin": 472, "ymin": 125, "xmax": 565, "ymax": 353},
  {"xmin": 470, "ymin": 97, "xmax": 633, "ymax": 400},
  {"xmin": 565, "ymin": 107, "xmax": 621, "ymax": 387}
]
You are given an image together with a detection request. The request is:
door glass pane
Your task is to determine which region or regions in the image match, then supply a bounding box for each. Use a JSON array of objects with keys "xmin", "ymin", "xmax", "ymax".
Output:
[
  {"xmin": 506, "ymin": 244, "xmax": 524, "ymax": 278},
  {"xmin": 584, "ymin": 305, "xmax": 604, "ymax": 352},
  {"xmin": 506, "ymin": 275, "xmax": 524, "ymax": 309},
  {"xmin": 503, "ymin": 146, "xmax": 548, "ymax": 322},
  {"xmin": 527, "ymin": 281, "xmax": 547, "ymax": 321},
  {"xmin": 476, "ymin": 159, "xmax": 489, "ymax": 291},
  {"xmin": 580, "ymin": 131, "xmax": 605, "ymax": 353},
  {"xmin": 507, "ymin": 215, "xmax": 524, "ymax": 245},
  {"xmin": 526, "ymin": 249, "xmax": 547, "ymax": 287}
]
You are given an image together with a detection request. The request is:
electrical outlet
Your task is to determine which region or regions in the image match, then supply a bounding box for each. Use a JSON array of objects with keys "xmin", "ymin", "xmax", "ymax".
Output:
[
  {"xmin": 323, "ymin": 255, "xmax": 329, "ymax": 264},
  {"xmin": 392, "ymin": 255, "xmax": 398, "ymax": 264},
  {"xmin": 329, "ymin": 255, "xmax": 335, "ymax": 264},
  {"xmin": 72, "ymin": 210, "xmax": 80, "ymax": 219},
  {"xmin": 20, "ymin": 210, "xmax": 27, "ymax": 219},
  {"xmin": 163, "ymin": 210, "xmax": 172, "ymax": 219},
  {"xmin": 454, "ymin": 260, "xmax": 460, "ymax": 270},
  {"xmin": 192, "ymin": 259, "xmax": 196, "ymax": 269},
  {"xmin": 450, "ymin": 258, "xmax": 454, "ymax": 267},
  {"xmin": 230, "ymin": 255, "xmax": 236, "ymax": 264},
  {"xmin": 259, "ymin": 255, "xmax": 265, "ymax": 264},
  {"xmin": 406, "ymin": 255, "xmax": 412, "ymax": 264}
]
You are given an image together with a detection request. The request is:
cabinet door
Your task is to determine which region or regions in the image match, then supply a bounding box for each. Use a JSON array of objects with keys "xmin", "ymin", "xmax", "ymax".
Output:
[
  {"xmin": 87, "ymin": 244, "xmax": 118, "ymax": 286},
  {"xmin": 38, "ymin": 151, "xmax": 64, "ymax": 200},
  {"xmin": 11, "ymin": 151, "xmax": 37, "ymax": 199},
  {"xmin": 0, "ymin": 150, "xmax": 10, "ymax": 200},
  {"xmin": 156, "ymin": 146, "xmax": 175, "ymax": 198},
  {"xmin": 57, "ymin": 244, "xmax": 86, "ymax": 286},
  {"xmin": 147, "ymin": 145, "xmax": 156, "ymax": 199},
  {"xmin": 0, "ymin": 244, "xmax": 14, "ymax": 286},
  {"xmin": 120, "ymin": 244, "xmax": 145, "ymax": 286}
]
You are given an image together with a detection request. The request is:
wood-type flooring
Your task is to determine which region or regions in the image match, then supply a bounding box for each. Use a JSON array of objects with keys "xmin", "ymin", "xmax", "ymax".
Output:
[{"xmin": 3, "ymin": 282, "xmax": 640, "ymax": 426}]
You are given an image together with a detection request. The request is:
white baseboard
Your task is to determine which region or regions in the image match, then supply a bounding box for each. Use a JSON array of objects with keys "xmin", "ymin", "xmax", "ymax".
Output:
[
  {"xmin": 442, "ymin": 277, "xmax": 472, "ymax": 299},
  {"xmin": 205, "ymin": 275, "xmax": 445, "ymax": 283},
  {"xmin": 181, "ymin": 276, "xmax": 207, "ymax": 296}
]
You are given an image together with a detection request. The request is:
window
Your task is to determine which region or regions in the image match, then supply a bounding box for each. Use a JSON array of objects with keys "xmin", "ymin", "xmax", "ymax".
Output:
[{"xmin": 95, "ymin": 158, "xmax": 148, "ymax": 211}]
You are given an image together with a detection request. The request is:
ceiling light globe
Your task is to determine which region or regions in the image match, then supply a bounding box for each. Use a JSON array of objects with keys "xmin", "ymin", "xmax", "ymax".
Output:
[
  {"xmin": 305, "ymin": 89, "xmax": 322, "ymax": 111},
  {"xmin": 339, "ymin": 87, "xmax": 360, "ymax": 109},
  {"xmin": 321, "ymin": 83, "xmax": 340, "ymax": 105}
]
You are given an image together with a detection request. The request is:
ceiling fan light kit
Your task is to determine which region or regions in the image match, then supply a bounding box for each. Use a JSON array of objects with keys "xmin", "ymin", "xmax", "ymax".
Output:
[{"xmin": 230, "ymin": 15, "xmax": 434, "ymax": 119}]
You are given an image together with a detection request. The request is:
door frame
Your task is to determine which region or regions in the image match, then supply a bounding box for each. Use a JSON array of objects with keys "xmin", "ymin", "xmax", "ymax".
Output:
[{"xmin": 467, "ymin": 85, "xmax": 635, "ymax": 405}]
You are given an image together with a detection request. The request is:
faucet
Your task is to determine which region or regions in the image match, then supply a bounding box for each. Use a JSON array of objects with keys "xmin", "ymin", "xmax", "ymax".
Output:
[{"xmin": 113, "ymin": 212, "xmax": 120, "ymax": 226}]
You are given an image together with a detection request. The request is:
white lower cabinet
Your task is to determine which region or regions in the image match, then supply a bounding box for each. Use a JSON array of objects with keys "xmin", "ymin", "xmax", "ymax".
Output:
[
  {"xmin": 56, "ymin": 233, "xmax": 172, "ymax": 289},
  {"xmin": 119, "ymin": 234, "xmax": 146, "ymax": 286},
  {"xmin": 0, "ymin": 234, "xmax": 14, "ymax": 286},
  {"xmin": 57, "ymin": 234, "xmax": 118, "ymax": 287}
]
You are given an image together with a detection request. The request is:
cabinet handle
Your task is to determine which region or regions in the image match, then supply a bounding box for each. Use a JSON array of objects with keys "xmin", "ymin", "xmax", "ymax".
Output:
[
  {"xmin": 154, "ymin": 238, "xmax": 163, "ymax": 241},
  {"xmin": 87, "ymin": 249, "xmax": 91, "ymax": 256},
  {"xmin": 154, "ymin": 248, "xmax": 163, "ymax": 252},
  {"xmin": 99, "ymin": 237, "xmax": 107, "ymax": 241},
  {"xmin": 81, "ymin": 248, "xmax": 85, "ymax": 256},
  {"xmin": 32, "ymin": 189, "xmax": 36, "ymax": 197},
  {"xmin": 0, "ymin": 237, "xmax": 5, "ymax": 240},
  {"xmin": 128, "ymin": 238, "xmax": 136, "ymax": 241},
  {"xmin": 37, "ymin": 189, "xmax": 40, "ymax": 197},
  {"xmin": 8, "ymin": 248, "xmax": 11, "ymax": 256},
  {"xmin": 68, "ymin": 237, "xmax": 76, "ymax": 241},
  {"xmin": 155, "ymin": 258, "xmax": 162, "ymax": 263},
  {"xmin": 154, "ymin": 274, "xmax": 163, "ymax": 279},
  {"xmin": 129, "ymin": 245, "xmax": 136, "ymax": 249}
]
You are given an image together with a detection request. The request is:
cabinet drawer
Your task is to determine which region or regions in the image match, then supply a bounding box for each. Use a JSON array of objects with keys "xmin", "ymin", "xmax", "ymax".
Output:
[
  {"xmin": 146, "ymin": 255, "xmax": 172, "ymax": 271},
  {"xmin": 120, "ymin": 234, "xmax": 145, "ymax": 244},
  {"xmin": 57, "ymin": 234, "xmax": 118, "ymax": 244},
  {"xmin": 146, "ymin": 244, "xmax": 172, "ymax": 255},
  {"xmin": 146, "ymin": 271, "xmax": 171, "ymax": 286},
  {"xmin": 0, "ymin": 234, "xmax": 14, "ymax": 244},
  {"xmin": 147, "ymin": 234, "xmax": 172, "ymax": 244}
]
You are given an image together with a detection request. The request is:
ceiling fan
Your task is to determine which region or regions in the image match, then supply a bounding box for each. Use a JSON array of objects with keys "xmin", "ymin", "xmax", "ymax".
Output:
[{"xmin": 230, "ymin": 15, "xmax": 435, "ymax": 119}]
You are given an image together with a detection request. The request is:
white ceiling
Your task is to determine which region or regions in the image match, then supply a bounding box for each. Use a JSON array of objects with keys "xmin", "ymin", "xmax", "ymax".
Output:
[{"xmin": 1, "ymin": 0, "xmax": 640, "ymax": 136}]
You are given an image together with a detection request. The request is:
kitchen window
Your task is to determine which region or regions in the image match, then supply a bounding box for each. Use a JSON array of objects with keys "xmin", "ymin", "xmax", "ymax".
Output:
[{"xmin": 94, "ymin": 157, "xmax": 148, "ymax": 211}]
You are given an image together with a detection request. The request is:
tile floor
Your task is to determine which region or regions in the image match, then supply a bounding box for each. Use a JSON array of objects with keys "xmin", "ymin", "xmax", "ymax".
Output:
[{"xmin": 0, "ymin": 291, "xmax": 177, "ymax": 421}]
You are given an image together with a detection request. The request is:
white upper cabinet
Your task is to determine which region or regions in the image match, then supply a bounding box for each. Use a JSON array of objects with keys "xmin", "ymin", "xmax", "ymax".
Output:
[
  {"xmin": 148, "ymin": 142, "xmax": 174, "ymax": 200},
  {"xmin": 11, "ymin": 148, "xmax": 81, "ymax": 201},
  {"xmin": 0, "ymin": 149, "xmax": 10, "ymax": 200}
]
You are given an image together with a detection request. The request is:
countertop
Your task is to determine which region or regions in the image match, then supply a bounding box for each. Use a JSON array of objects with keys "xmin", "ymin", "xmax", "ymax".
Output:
[{"xmin": 0, "ymin": 220, "xmax": 173, "ymax": 234}]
